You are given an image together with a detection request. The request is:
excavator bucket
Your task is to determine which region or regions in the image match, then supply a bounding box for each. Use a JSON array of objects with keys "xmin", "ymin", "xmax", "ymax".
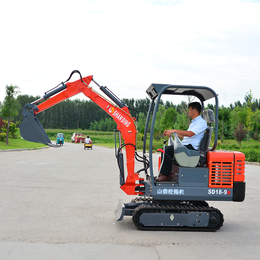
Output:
[{"xmin": 20, "ymin": 111, "xmax": 53, "ymax": 146}]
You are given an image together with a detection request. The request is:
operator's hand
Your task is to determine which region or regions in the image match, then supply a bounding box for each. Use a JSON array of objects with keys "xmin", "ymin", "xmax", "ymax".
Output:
[{"xmin": 163, "ymin": 130, "xmax": 174, "ymax": 137}]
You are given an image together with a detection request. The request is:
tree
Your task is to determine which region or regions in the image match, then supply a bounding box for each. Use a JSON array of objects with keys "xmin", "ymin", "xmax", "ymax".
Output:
[
  {"xmin": 13, "ymin": 94, "xmax": 40, "ymax": 124},
  {"xmin": 234, "ymin": 122, "xmax": 247, "ymax": 147},
  {"xmin": 174, "ymin": 112, "xmax": 190, "ymax": 131},
  {"xmin": 230, "ymin": 106, "xmax": 247, "ymax": 134},
  {"xmin": 136, "ymin": 112, "xmax": 146, "ymax": 133},
  {"xmin": 160, "ymin": 107, "xmax": 178, "ymax": 131},
  {"xmin": 134, "ymin": 98, "xmax": 151, "ymax": 116},
  {"xmin": 218, "ymin": 106, "xmax": 231, "ymax": 142},
  {"xmin": 252, "ymin": 110, "xmax": 260, "ymax": 140},
  {"xmin": 154, "ymin": 105, "xmax": 166, "ymax": 134},
  {"xmin": 176, "ymin": 101, "xmax": 190, "ymax": 123},
  {"xmin": 244, "ymin": 89, "xmax": 254, "ymax": 107},
  {"xmin": 252, "ymin": 98, "xmax": 260, "ymax": 111},
  {"xmin": 244, "ymin": 90, "xmax": 254, "ymax": 141},
  {"xmin": 1, "ymin": 85, "xmax": 20, "ymax": 145}
]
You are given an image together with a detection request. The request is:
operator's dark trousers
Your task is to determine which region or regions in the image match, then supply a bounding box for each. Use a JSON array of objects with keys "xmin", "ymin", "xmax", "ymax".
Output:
[{"xmin": 160, "ymin": 144, "xmax": 196, "ymax": 176}]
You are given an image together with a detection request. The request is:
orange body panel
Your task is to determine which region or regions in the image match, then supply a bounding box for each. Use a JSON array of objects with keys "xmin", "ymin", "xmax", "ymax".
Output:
[
  {"xmin": 207, "ymin": 150, "xmax": 245, "ymax": 188},
  {"xmin": 233, "ymin": 151, "xmax": 246, "ymax": 182}
]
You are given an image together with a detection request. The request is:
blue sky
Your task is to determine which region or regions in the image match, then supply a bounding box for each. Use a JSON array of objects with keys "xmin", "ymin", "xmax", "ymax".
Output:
[{"xmin": 1, "ymin": 0, "xmax": 260, "ymax": 107}]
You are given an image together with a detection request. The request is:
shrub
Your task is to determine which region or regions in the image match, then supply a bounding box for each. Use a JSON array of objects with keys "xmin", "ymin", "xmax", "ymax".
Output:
[
  {"xmin": 0, "ymin": 133, "xmax": 7, "ymax": 142},
  {"xmin": 253, "ymin": 130, "xmax": 259, "ymax": 141},
  {"xmin": 0, "ymin": 120, "xmax": 19, "ymax": 138},
  {"xmin": 0, "ymin": 118, "xmax": 6, "ymax": 132},
  {"xmin": 9, "ymin": 121, "xmax": 19, "ymax": 138},
  {"xmin": 137, "ymin": 132, "xmax": 144, "ymax": 142},
  {"xmin": 241, "ymin": 148, "xmax": 260, "ymax": 163}
]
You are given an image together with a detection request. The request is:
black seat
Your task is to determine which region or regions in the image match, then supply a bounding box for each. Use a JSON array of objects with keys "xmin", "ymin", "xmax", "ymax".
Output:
[{"xmin": 198, "ymin": 109, "xmax": 215, "ymax": 166}]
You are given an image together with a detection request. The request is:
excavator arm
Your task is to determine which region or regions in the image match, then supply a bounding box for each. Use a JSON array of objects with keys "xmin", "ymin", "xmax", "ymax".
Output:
[{"xmin": 20, "ymin": 70, "xmax": 144, "ymax": 195}]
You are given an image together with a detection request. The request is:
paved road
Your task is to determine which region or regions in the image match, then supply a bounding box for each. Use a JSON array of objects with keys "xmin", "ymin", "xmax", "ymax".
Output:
[{"xmin": 0, "ymin": 142, "xmax": 260, "ymax": 259}]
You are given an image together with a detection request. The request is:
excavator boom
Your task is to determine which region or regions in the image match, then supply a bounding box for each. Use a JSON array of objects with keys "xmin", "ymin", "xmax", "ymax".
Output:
[{"xmin": 20, "ymin": 71, "xmax": 143, "ymax": 195}]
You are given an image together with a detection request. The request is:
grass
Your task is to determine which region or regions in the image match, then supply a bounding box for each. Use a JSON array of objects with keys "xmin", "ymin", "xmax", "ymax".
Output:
[
  {"xmin": 94, "ymin": 142, "xmax": 116, "ymax": 149},
  {"xmin": 0, "ymin": 129, "xmax": 120, "ymax": 151},
  {"xmin": 45, "ymin": 129, "xmax": 117, "ymax": 145},
  {"xmin": 0, "ymin": 138, "xmax": 47, "ymax": 150},
  {"xmin": 1, "ymin": 130, "xmax": 260, "ymax": 162},
  {"xmin": 217, "ymin": 138, "xmax": 260, "ymax": 151},
  {"xmin": 216, "ymin": 139, "xmax": 260, "ymax": 163}
]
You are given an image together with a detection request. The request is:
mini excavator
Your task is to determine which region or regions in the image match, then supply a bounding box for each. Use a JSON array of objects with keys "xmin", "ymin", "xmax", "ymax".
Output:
[{"xmin": 20, "ymin": 70, "xmax": 246, "ymax": 231}]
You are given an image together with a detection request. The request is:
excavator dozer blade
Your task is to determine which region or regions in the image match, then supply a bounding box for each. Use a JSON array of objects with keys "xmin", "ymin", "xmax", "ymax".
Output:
[
  {"xmin": 115, "ymin": 199, "xmax": 126, "ymax": 221},
  {"xmin": 20, "ymin": 112, "xmax": 53, "ymax": 146}
]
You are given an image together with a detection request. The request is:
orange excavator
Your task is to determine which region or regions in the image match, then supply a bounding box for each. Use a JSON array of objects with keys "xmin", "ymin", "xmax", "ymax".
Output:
[{"xmin": 20, "ymin": 70, "xmax": 246, "ymax": 231}]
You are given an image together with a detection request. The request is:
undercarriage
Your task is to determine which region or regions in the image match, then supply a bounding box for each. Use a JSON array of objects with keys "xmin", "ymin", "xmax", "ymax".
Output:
[{"xmin": 116, "ymin": 197, "xmax": 224, "ymax": 231}]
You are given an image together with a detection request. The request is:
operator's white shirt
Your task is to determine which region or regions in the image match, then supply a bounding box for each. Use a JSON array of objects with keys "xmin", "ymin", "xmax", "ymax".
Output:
[{"xmin": 181, "ymin": 115, "xmax": 207, "ymax": 150}]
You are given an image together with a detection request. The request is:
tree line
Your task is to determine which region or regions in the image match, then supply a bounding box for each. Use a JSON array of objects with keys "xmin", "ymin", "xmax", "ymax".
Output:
[{"xmin": 1, "ymin": 88, "xmax": 260, "ymax": 143}]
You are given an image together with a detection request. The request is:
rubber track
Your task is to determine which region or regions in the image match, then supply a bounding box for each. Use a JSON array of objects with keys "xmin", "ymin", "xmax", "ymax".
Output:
[{"xmin": 132, "ymin": 199, "xmax": 224, "ymax": 232}]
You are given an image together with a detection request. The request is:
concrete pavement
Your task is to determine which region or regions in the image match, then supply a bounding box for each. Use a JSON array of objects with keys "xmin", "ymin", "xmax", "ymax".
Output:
[{"xmin": 0, "ymin": 142, "xmax": 259, "ymax": 259}]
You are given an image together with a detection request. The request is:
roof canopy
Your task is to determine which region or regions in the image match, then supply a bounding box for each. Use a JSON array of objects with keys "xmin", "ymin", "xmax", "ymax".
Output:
[{"xmin": 146, "ymin": 84, "xmax": 217, "ymax": 102}]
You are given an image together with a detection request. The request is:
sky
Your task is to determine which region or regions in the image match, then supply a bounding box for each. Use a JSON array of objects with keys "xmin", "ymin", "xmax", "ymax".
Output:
[{"xmin": 1, "ymin": 0, "xmax": 260, "ymax": 108}]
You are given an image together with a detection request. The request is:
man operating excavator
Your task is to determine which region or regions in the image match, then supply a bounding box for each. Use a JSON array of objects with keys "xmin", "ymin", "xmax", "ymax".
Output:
[
  {"xmin": 19, "ymin": 71, "xmax": 245, "ymax": 230},
  {"xmin": 156, "ymin": 102, "xmax": 207, "ymax": 181}
]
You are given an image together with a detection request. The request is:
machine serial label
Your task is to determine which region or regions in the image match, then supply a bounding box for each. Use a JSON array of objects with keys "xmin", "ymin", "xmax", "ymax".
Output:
[
  {"xmin": 208, "ymin": 189, "xmax": 230, "ymax": 195},
  {"xmin": 157, "ymin": 188, "xmax": 184, "ymax": 195}
]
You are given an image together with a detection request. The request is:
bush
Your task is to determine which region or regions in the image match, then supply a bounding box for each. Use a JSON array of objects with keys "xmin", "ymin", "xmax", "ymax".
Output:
[
  {"xmin": 0, "ymin": 133, "xmax": 7, "ymax": 142},
  {"xmin": 0, "ymin": 120, "xmax": 19, "ymax": 139},
  {"xmin": 253, "ymin": 130, "xmax": 259, "ymax": 141},
  {"xmin": 240, "ymin": 148, "xmax": 260, "ymax": 163},
  {"xmin": 153, "ymin": 131, "xmax": 164, "ymax": 141},
  {"xmin": 217, "ymin": 142, "xmax": 240, "ymax": 150},
  {"xmin": 9, "ymin": 122, "xmax": 19, "ymax": 138}
]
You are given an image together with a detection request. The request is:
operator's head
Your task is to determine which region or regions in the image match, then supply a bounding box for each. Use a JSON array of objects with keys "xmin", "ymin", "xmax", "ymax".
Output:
[
  {"xmin": 87, "ymin": 136, "xmax": 89, "ymax": 138},
  {"xmin": 188, "ymin": 102, "xmax": 202, "ymax": 119},
  {"xmin": 188, "ymin": 102, "xmax": 202, "ymax": 114}
]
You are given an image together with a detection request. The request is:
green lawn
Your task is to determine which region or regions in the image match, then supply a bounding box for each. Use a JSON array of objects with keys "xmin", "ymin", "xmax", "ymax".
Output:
[
  {"xmin": 0, "ymin": 138, "xmax": 47, "ymax": 150},
  {"xmin": 1, "ymin": 130, "xmax": 259, "ymax": 163}
]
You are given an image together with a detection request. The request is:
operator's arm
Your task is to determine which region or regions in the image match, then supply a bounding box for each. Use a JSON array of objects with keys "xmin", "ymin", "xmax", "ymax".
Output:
[{"xmin": 163, "ymin": 129, "xmax": 195, "ymax": 138}]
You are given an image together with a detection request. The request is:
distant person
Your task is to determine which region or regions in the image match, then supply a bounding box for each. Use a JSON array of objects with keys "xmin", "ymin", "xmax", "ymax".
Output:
[{"xmin": 85, "ymin": 136, "xmax": 92, "ymax": 144}]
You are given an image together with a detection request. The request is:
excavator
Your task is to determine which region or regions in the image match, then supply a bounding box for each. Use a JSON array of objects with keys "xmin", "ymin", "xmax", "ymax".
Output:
[{"xmin": 20, "ymin": 70, "xmax": 246, "ymax": 231}]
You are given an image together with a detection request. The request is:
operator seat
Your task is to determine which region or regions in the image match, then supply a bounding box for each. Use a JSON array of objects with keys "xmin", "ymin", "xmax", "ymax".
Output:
[
  {"xmin": 172, "ymin": 133, "xmax": 200, "ymax": 167},
  {"xmin": 171, "ymin": 109, "xmax": 215, "ymax": 167},
  {"xmin": 199, "ymin": 109, "xmax": 215, "ymax": 166}
]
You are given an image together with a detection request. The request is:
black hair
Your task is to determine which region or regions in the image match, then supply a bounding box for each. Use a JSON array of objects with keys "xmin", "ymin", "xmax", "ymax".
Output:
[{"xmin": 188, "ymin": 102, "xmax": 202, "ymax": 114}]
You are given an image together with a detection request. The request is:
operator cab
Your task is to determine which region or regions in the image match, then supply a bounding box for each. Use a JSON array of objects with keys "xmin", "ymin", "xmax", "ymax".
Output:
[{"xmin": 143, "ymin": 84, "xmax": 219, "ymax": 183}]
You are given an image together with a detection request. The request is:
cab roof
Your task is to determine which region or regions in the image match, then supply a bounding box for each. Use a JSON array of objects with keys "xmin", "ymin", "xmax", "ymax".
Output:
[{"xmin": 146, "ymin": 84, "xmax": 217, "ymax": 102}]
